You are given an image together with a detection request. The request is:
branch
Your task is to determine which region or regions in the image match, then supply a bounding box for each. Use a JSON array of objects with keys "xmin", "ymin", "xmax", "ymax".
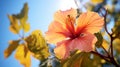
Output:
[
  {"xmin": 99, "ymin": 7, "xmax": 120, "ymax": 67},
  {"xmin": 90, "ymin": 51, "xmax": 110, "ymax": 62}
]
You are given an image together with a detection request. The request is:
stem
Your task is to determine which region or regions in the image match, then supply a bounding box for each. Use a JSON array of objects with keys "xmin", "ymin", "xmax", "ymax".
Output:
[
  {"xmin": 103, "ymin": 10, "xmax": 111, "ymax": 35},
  {"xmin": 91, "ymin": 51, "xmax": 110, "ymax": 62},
  {"xmin": 110, "ymin": 35, "xmax": 113, "ymax": 57},
  {"xmin": 110, "ymin": 57, "xmax": 120, "ymax": 67},
  {"xmin": 22, "ymin": 25, "xmax": 25, "ymax": 39},
  {"xmin": 91, "ymin": 51, "xmax": 120, "ymax": 67},
  {"xmin": 18, "ymin": 33, "xmax": 23, "ymax": 38},
  {"xmin": 101, "ymin": 45, "xmax": 110, "ymax": 57},
  {"xmin": 109, "ymin": 34, "xmax": 120, "ymax": 67}
]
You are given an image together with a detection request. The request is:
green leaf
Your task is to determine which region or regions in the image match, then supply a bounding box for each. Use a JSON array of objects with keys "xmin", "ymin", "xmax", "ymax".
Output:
[
  {"xmin": 94, "ymin": 32, "xmax": 103, "ymax": 47},
  {"xmin": 4, "ymin": 40, "xmax": 20, "ymax": 58},
  {"xmin": 61, "ymin": 52, "xmax": 103, "ymax": 67},
  {"xmin": 25, "ymin": 30, "xmax": 50, "ymax": 61},
  {"xmin": 61, "ymin": 51, "xmax": 83, "ymax": 67}
]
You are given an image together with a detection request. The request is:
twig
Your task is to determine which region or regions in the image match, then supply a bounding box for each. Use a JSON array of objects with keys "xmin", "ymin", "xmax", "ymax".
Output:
[
  {"xmin": 74, "ymin": 0, "xmax": 79, "ymax": 8},
  {"xmin": 101, "ymin": 45, "xmax": 110, "ymax": 57},
  {"xmin": 99, "ymin": 7, "xmax": 120, "ymax": 67},
  {"xmin": 91, "ymin": 51, "xmax": 110, "ymax": 62},
  {"xmin": 101, "ymin": 8, "xmax": 111, "ymax": 35}
]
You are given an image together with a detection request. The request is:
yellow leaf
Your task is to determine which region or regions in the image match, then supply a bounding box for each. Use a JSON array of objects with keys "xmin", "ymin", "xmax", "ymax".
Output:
[
  {"xmin": 25, "ymin": 30, "xmax": 50, "ymax": 61},
  {"xmin": 91, "ymin": 0, "xmax": 103, "ymax": 4},
  {"xmin": 102, "ymin": 40, "xmax": 109, "ymax": 50},
  {"xmin": 20, "ymin": 3, "xmax": 30, "ymax": 32},
  {"xmin": 8, "ymin": 15, "xmax": 21, "ymax": 34},
  {"xmin": 4, "ymin": 40, "xmax": 20, "ymax": 58},
  {"xmin": 33, "ymin": 48, "xmax": 50, "ymax": 60},
  {"xmin": 20, "ymin": 3, "xmax": 28, "ymax": 24},
  {"xmin": 23, "ymin": 23, "xmax": 30, "ymax": 32},
  {"xmin": 15, "ymin": 3, "xmax": 30, "ymax": 32},
  {"xmin": 10, "ymin": 3, "xmax": 30, "ymax": 33},
  {"xmin": 15, "ymin": 44, "xmax": 31, "ymax": 67},
  {"xmin": 15, "ymin": 3, "xmax": 28, "ymax": 24}
]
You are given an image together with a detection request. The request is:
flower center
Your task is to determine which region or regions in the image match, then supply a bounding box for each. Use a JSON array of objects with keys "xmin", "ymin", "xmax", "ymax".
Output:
[
  {"xmin": 79, "ymin": 33, "xmax": 84, "ymax": 37},
  {"xmin": 67, "ymin": 15, "xmax": 85, "ymax": 39},
  {"xmin": 70, "ymin": 33, "xmax": 85, "ymax": 39}
]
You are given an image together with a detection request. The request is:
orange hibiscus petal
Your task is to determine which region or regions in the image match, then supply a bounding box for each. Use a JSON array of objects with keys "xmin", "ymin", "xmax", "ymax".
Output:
[
  {"xmin": 76, "ymin": 11, "xmax": 104, "ymax": 34},
  {"xmin": 45, "ymin": 21, "xmax": 71, "ymax": 44},
  {"xmin": 54, "ymin": 40, "xmax": 71, "ymax": 59},
  {"xmin": 54, "ymin": 8, "xmax": 77, "ymax": 34},
  {"xmin": 69, "ymin": 32, "xmax": 97, "ymax": 52},
  {"xmin": 54, "ymin": 32, "xmax": 97, "ymax": 59},
  {"xmin": 54, "ymin": 8, "xmax": 77, "ymax": 25},
  {"xmin": 46, "ymin": 8, "xmax": 77, "ymax": 44}
]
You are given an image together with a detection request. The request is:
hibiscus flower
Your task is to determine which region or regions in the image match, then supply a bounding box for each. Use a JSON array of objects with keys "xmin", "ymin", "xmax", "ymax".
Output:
[{"xmin": 45, "ymin": 8, "xmax": 104, "ymax": 59}]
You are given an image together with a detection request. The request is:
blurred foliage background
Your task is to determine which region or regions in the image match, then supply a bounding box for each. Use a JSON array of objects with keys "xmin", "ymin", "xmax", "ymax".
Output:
[{"xmin": 2, "ymin": 0, "xmax": 120, "ymax": 67}]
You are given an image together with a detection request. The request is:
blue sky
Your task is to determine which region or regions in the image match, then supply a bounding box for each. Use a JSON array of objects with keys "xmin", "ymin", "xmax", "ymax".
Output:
[{"xmin": 0, "ymin": 0, "xmax": 60, "ymax": 67}]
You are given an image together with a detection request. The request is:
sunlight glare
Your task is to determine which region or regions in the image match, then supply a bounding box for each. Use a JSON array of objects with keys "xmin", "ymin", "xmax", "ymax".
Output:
[{"xmin": 58, "ymin": 0, "xmax": 77, "ymax": 11}]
